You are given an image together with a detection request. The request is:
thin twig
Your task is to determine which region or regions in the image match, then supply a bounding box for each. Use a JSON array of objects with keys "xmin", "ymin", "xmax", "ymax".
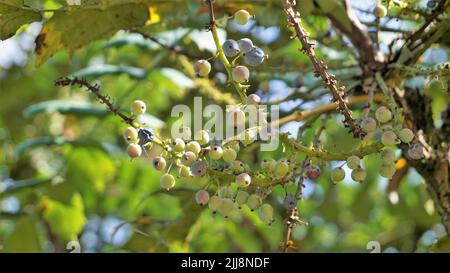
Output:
[
  {"xmin": 54, "ymin": 77, "xmax": 135, "ymax": 126},
  {"xmin": 280, "ymin": 0, "xmax": 365, "ymax": 138}
]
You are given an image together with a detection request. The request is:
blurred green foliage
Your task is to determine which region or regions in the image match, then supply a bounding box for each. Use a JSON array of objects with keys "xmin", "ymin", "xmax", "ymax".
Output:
[{"xmin": 0, "ymin": 0, "xmax": 449, "ymax": 253}]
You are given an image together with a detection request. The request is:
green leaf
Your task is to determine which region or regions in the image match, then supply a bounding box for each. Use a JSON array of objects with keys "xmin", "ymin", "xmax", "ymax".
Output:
[
  {"xmin": 41, "ymin": 193, "xmax": 87, "ymax": 242},
  {"xmin": 0, "ymin": 0, "xmax": 42, "ymax": 40},
  {"xmin": 24, "ymin": 100, "xmax": 108, "ymax": 118},
  {"xmin": 1, "ymin": 216, "xmax": 42, "ymax": 253},
  {"xmin": 35, "ymin": 3, "xmax": 150, "ymax": 66},
  {"xmin": 72, "ymin": 64, "xmax": 147, "ymax": 79}
]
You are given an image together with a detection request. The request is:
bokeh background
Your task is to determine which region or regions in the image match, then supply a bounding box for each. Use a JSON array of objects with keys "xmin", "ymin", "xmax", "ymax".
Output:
[{"xmin": 0, "ymin": 0, "xmax": 449, "ymax": 252}]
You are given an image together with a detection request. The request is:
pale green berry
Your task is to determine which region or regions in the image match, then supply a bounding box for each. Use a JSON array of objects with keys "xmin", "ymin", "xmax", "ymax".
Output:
[
  {"xmin": 330, "ymin": 167, "xmax": 345, "ymax": 182},
  {"xmin": 123, "ymin": 126, "xmax": 138, "ymax": 143},
  {"xmin": 191, "ymin": 160, "xmax": 208, "ymax": 177},
  {"xmin": 178, "ymin": 165, "xmax": 191, "ymax": 178},
  {"xmin": 152, "ymin": 156, "xmax": 167, "ymax": 171},
  {"xmin": 195, "ymin": 190, "xmax": 210, "ymax": 205},
  {"xmin": 218, "ymin": 186, "xmax": 234, "ymax": 199},
  {"xmin": 160, "ymin": 174, "xmax": 175, "ymax": 191},
  {"xmin": 234, "ymin": 9, "xmax": 252, "ymax": 25},
  {"xmin": 219, "ymin": 198, "xmax": 235, "ymax": 218},
  {"xmin": 208, "ymin": 195, "xmax": 221, "ymax": 212},
  {"xmin": 261, "ymin": 158, "xmax": 276, "ymax": 171},
  {"xmin": 275, "ymin": 161, "xmax": 289, "ymax": 177},
  {"xmin": 230, "ymin": 160, "xmax": 245, "ymax": 173},
  {"xmin": 235, "ymin": 190, "xmax": 249, "ymax": 208},
  {"xmin": 185, "ymin": 141, "xmax": 201, "ymax": 155},
  {"xmin": 209, "ymin": 146, "xmax": 223, "ymax": 160},
  {"xmin": 398, "ymin": 128, "xmax": 414, "ymax": 143},
  {"xmin": 127, "ymin": 143, "xmax": 142, "ymax": 158},
  {"xmin": 227, "ymin": 141, "xmax": 240, "ymax": 152},
  {"xmin": 223, "ymin": 147, "xmax": 237, "ymax": 163},
  {"xmin": 194, "ymin": 60, "xmax": 211, "ymax": 77},
  {"xmin": 247, "ymin": 194, "xmax": 262, "ymax": 211},
  {"xmin": 259, "ymin": 203, "xmax": 274, "ymax": 223},
  {"xmin": 381, "ymin": 131, "xmax": 397, "ymax": 146},
  {"xmin": 351, "ymin": 167, "xmax": 367, "ymax": 182},
  {"xmin": 179, "ymin": 126, "xmax": 192, "ymax": 141},
  {"xmin": 381, "ymin": 149, "xmax": 396, "ymax": 164},
  {"xmin": 380, "ymin": 164, "xmax": 396, "ymax": 179},
  {"xmin": 360, "ymin": 117, "xmax": 377, "ymax": 133},
  {"xmin": 171, "ymin": 138, "xmax": 185, "ymax": 153},
  {"xmin": 346, "ymin": 155, "xmax": 361, "ymax": 170},
  {"xmin": 194, "ymin": 130, "xmax": 210, "ymax": 145},
  {"xmin": 241, "ymin": 129, "xmax": 256, "ymax": 146},
  {"xmin": 181, "ymin": 151, "xmax": 196, "ymax": 166},
  {"xmin": 375, "ymin": 106, "xmax": 392, "ymax": 123},
  {"xmin": 235, "ymin": 173, "xmax": 251, "ymax": 188},
  {"xmin": 131, "ymin": 100, "xmax": 146, "ymax": 115},
  {"xmin": 232, "ymin": 65, "xmax": 250, "ymax": 83},
  {"xmin": 374, "ymin": 4, "xmax": 387, "ymax": 18},
  {"xmin": 246, "ymin": 94, "xmax": 261, "ymax": 105}
]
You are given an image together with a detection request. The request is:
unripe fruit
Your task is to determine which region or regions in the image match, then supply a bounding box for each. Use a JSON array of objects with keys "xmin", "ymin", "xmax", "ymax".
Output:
[
  {"xmin": 209, "ymin": 146, "xmax": 223, "ymax": 160},
  {"xmin": 246, "ymin": 94, "xmax": 261, "ymax": 105},
  {"xmin": 222, "ymin": 39, "xmax": 240, "ymax": 58},
  {"xmin": 275, "ymin": 161, "xmax": 289, "ymax": 177},
  {"xmin": 238, "ymin": 38, "xmax": 254, "ymax": 53},
  {"xmin": 235, "ymin": 173, "xmax": 251, "ymax": 188},
  {"xmin": 223, "ymin": 147, "xmax": 237, "ymax": 163},
  {"xmin": 127, "ymin": 143, "xmax": 142, "ymax": 158},
  {"xmin": 194, "ymin": 60, "xmax": 211, "ymax": 77},
  {"xmin": 229, "ymin": 108, "xmax": 246, "ymax": 127},
  {"xmin": 181, "ymin": 151, "xmax": 196, "ymax": 166},
  {"xmin": 346, "ymin": 155, "xmax": 361, "ymax": 170},
  {"xmin": 375, "ymin": 106, "xmax": 392, "ymax": 123},
  {"xmin": 191, "ymin": 160, "xmax": 208, "ymax": 177},
  {"xmin": 185, "ymin": 141, "xmax": 201, "ymax": 155},
  {"xmin": 360, "ymin": 117, "xmax": 377, "ymax": 133},
  {"xmin": 374, "ymin": 4, "xmax": 387, "ymax": 18},
  {"xmin": 259, "ymin": 203, "xmax": 274, "ymax": 223},
  {"xmin": 381, "ymin": 149, "xmax": 396, "ymax": 164},
  {"xmin": 219, "ymin": 198, "xmax": 235, "ymax": 218},
  {"xmin": 208, "ymin": 195, "xmax": 221, "ymax": 212},
  {"xmin": 178, "ymin": 165, "xmax": 191, "ymax": 178},
  {"xmin": 218, "ymin": 186, "xmax": 234, "ymax": 199},
  {"xmin": 241, "ymin": 129, "xmax": 256, "ymax": 146},
  {"xmin": 179, "ymin": 126, "xmax": 192, "ymax": 141},
  {"xmin": 232, "ymin": 65, "xmax": 250, "ymax": 83},
  {"xmin": 351, "ymin": 167, "xmax": 367, "ymax": 182},
  {"xmin": 408, "ymin": 143, "xmax": 424, "ymax": 160},
  {"xmin": 398, "ymin": 128, "xmax": 414, "ymax": 143},
  {"xmin": 380, "ymin": 164, "xmax": 396, "ymax": 179},
  {"xmin": 305, "ymin": 165, "xmax": 321, "ymax": 180},
  {"xmin": 138, "ymin": 128, "xmax": 154, "ymax": 145},
  {"xmin": 171, "ymin": 138, "xmax": 185, "ymax": 153},
  {"xmin": 194, "ymin": 130, "xmax": 210, "ymax": 145},
  {"xmin": 261, "ymin": 158, "xmax": 276, "ymax": 171},
  {"xmin": 247, "ymin": 194, "xmax": 262, "ymax": 211},
  {"xmin": 244, "ymin": 46, "xmax": 265, "ymax": 66},
  {"xmin": 123, "ymin": 127, "xmax": 138, "ymax": 143},
  {"xmin": 234, "ymin": 9, "xmax": 251, "ymax": 25},
  {"xmin": 331, "ymin": 167, "xmax": 345, "ymax": 182},
  {"xmin": 160, "ymin": 174, "xmax": 175, "ymax": 191},
  {"xmin": 195, "ymin": 190, "xmax": 210, "ymax": 205},
  {"xmin": 131, "ymin": 100, "xmax": 146, "ymax": 115},
  {"xmin": 227, "ymin": 141, "xmax": 240, "ymax": 153},
  {"xmin": 381, "ymin": 131, "xmax": 397, "ymax": 146},
  {"xmin": 230, "ymin": 160, "xmax": 245, "ymax": 173},
  {"xmin": 235, "ymin": 190, "xmax": 249, "ymax": 208},
  {"xmin": 152, "ymin": 156, "xmax": 167, "ymax": 171}
]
